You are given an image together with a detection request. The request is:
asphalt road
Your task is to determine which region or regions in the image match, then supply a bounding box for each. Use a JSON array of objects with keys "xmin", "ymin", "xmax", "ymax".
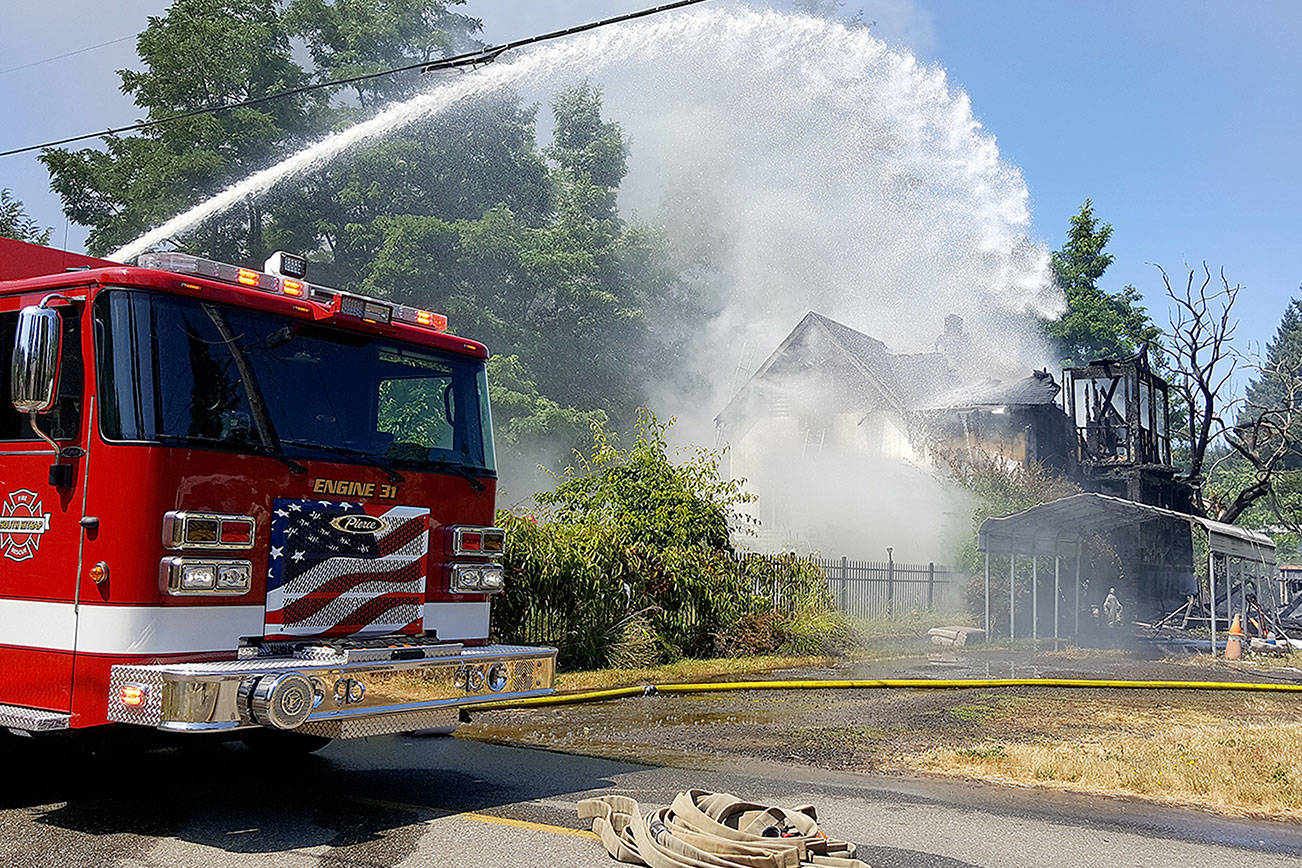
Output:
[{"xmin": 2, "ymin": 730, "xmax": 1300, "ymax": 868}]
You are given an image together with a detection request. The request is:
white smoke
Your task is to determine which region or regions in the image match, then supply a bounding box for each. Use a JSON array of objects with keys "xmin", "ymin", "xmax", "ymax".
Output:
[{"xmin": 112, "ymin": 5, "xmax": 1065, "ymax": 563}]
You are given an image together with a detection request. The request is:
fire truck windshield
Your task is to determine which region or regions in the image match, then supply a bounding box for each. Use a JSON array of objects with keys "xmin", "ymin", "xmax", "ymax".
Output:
[{"xmin": 93, "ymin": 288, "xmax": 496, "ymax": 475}]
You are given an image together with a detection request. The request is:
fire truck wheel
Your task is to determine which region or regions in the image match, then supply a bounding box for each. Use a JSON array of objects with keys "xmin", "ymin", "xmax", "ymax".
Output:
[{"xmin": 239, "ymin": 729, "xmax": 333, "ymax": 755}]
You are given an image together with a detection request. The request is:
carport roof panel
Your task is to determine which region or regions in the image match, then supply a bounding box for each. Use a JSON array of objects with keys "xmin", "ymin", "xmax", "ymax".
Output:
[{"xmin": 978, "ymin": 492, "xmax": 1274, "ymax": 563}]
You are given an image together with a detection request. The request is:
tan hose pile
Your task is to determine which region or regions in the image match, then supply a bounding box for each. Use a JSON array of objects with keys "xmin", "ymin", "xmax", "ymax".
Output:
[{"xmin": 577, "ymin": 789, "xmax": 870, "ymax": 867}]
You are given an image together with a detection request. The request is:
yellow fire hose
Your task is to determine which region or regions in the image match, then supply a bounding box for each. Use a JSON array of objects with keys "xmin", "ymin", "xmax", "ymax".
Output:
[{"xmin": 473, "ymin": 676, "xmax": 1302, "ymax": 712}]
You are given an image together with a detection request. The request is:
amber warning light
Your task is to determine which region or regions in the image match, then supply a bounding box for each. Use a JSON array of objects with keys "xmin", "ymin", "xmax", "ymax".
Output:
[
  {"xmin": 137, "ymin": 252, "xmax": 450, "ymax": 333},
  {"xmin": 120, "ymin": 684, "xmax": 147, "ymax": 707}
]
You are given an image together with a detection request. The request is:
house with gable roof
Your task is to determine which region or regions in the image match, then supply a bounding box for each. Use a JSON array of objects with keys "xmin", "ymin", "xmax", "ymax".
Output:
[{"xmin": 714, "ymin": 311, "xmax": 1073, "ymax": 556}]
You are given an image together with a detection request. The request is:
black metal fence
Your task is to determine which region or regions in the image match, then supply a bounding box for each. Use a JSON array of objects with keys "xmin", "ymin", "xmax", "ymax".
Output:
[
  {"xmin": 811, "ymin": 557, "xmax": 964, "ymax": 618},
  {"xmin": 501, "ymin": 554, "xmax": 966, "ymax": 647}
]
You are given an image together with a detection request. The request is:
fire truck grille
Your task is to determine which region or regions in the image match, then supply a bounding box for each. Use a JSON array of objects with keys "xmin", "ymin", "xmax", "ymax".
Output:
[{"xmin": 264, "ymin": 499, "xmax": 430, "ymax": 640}]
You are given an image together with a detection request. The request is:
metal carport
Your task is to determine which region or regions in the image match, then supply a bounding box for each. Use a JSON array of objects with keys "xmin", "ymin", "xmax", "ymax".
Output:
[{"xmin": 978, "ymin": 492, "xmax": 1275, "ymax": 654}]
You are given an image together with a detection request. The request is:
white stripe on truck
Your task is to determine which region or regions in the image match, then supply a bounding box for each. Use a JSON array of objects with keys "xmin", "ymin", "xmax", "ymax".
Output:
[{"xmin": 0, "ymin": 599, "xmax": 492, "ymax": 654}]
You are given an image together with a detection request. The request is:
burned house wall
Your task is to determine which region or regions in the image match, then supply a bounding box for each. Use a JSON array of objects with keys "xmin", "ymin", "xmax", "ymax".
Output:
[{"xmin": 924, "ymin": 403, "xmax": 1074, "ymax": 475}]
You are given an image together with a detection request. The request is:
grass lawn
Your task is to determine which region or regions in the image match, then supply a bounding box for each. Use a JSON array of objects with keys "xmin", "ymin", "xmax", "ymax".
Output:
[
  {"xmin": 554, "ymin": 654, "xmax": 835, "ymax": 692},
  {"xmin": 911, "ymin": 692, "xmax": 1302, "ymax": 820}
]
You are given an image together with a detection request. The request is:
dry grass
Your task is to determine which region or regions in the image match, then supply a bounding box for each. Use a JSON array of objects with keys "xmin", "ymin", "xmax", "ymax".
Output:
[
  {"xmin": 912, "ymin": 694, "xmax": 1302, "ymax": 820},
  {"xmin": 1037, "ymin": 646, "xmax": 1133, "ymax": 660},
  {"xmin": 554, "ymin": 654, "xmax": 832, "ymax": 692},
  {"xmin": 1167, "ymin": 649, "xmax": 1302, "ymax": 672}
]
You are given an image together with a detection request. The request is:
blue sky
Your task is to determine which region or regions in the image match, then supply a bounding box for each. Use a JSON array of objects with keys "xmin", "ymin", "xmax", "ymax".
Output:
[
  {"xmin": 910, "ymin": 0, "xmax": 1302, "ymax": 359},
  {"xmin": 1, "ymin": 0, "xmax": 1298, "ymax": 354}
]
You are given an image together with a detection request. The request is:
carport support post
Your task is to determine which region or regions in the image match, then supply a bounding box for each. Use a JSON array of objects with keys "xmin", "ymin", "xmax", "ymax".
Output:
[
  {"xmin": 1074, "ymin": 541, "xmax": 1082, "ymax": 638},
  {"xmin": 983, "ymin": 551, "xmax": 990, "ymax": 638},
  {"xmin": 1208, "ymin": 529, "xmax": 1216, "ymax": 656},
  {"xmin": 1240, "ymin": 559, "xmax": 1247, "ymax": 628},
  {"xmin": 1225, "ymin": 552, "xmax": 1233, "ymax": 633},
  {"xmin": 1009, "ymin": 552, "xmax": 1016, "ymax": 643},
  {"xmin": 1053, "ymin": 556, "xmax": 1061, "ymax": 648},
  {"xmin": 1032, "ymin": 556, "xmax": 1039, "ymax": 641}
]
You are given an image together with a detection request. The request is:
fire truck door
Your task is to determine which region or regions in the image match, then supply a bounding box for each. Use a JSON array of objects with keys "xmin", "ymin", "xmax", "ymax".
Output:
[{"xmin": 0, "ymin": 295, "xmax": 89, "ymax": 713}]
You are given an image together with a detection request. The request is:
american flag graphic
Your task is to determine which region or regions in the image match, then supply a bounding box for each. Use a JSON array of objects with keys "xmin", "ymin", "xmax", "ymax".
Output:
[{"xmin": 263, "ymin": 498, "xmax": 430, "ymax": 640}]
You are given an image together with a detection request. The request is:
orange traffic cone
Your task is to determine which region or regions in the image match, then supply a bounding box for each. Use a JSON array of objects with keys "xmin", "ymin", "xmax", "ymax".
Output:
[{"xmin": 1226, "ymin": 614, "xmax": 1244, "ymax": 660}]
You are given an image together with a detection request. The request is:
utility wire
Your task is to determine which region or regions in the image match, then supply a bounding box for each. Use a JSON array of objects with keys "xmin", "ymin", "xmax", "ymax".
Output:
[
  {"xmin": 0, "ymin": 34, "xmax": 135, "ymax": 76},
  {"xmin": 0, "ymin": 0, "xmax": 710, "ymax": 159}
]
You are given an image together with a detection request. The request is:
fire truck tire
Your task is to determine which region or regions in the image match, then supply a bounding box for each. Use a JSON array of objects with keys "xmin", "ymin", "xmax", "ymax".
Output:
[{"xmin": 239, "ymin": 729, "xmax": 333, "ymax": 755}]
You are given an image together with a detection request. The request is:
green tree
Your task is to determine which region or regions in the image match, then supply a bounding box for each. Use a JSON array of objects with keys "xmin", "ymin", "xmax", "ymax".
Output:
[
  {"xmin": 485, "ymin": 354, "xmax": 608, "ymax": 454},
  {"xmin": 1243, "ymin": 296, "xmax": 1302, "ymax": 463},
  {"xmin": 0, "ymin": 190, "xmax": 52, "ymax": 245},
  {"xmin": 354, "ymin": 85, "xmax": 683, "ymax": 433},
  {"xmin": 42, "ymin": 0, "xmax": 546, "ymax": 274},
  {"xmin": 286, "ymin": 0, "xmax": 481, "ymax": 108},
  {"xmin": 42, "ymin": 0, "xmax": 322, "ymax": 258},
  {"xmin": 266, "ymin": 93, "xmax": 551, "ymax": 290},
  {"xmin": 39, "ymin": 5, "xmax": 687, "ymax": 476},
  {"xmin": 547, "ymin": 82, "xmax": 628, "ymax": 218},
  {"xmin": 490, "ymin": 413, "xmax": 838, "ymax": 670},
  {"xmin": 1044, "ymin": 200, "xmax": 1159, "ymax": 367},
  {"xmin": 538, "ymin": 409, "xmax": 754, "ymax": 552}
]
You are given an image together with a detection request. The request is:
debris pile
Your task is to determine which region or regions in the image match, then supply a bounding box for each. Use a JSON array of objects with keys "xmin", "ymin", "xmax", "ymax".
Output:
[{"xmin": 1143, "ymin": 591, "xmax": 1301, "ymax": 656}]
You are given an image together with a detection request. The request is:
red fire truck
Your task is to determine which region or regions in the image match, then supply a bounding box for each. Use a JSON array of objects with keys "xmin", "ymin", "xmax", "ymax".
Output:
[{"xmin": 0, "ymin": 237, "xmax": 554, "ymax": 749}]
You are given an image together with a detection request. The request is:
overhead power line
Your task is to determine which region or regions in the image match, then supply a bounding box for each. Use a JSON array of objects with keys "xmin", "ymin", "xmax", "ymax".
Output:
[
  {"xmin": 0, "ymin": 34, "xmax": 135, "ymax": 76},
  {"xmin": 0, "ymin": 0, "xmax": 710, "ymax": 160}
]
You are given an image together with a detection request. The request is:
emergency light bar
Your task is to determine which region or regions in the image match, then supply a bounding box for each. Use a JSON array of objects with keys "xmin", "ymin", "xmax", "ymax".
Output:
[
  {"xmin": 136, "ymin": 250, "xmax": 449, "ymax": 333},
  {"xmin": 140, "ymin": 252, "xmax": 278, "ymax": 291},
  {"xmin": 394, "ymin": 304, "xmax": 449, "ymax": 331}
]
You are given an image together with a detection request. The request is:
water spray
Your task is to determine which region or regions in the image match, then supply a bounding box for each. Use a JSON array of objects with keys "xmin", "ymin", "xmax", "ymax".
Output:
[
  {"xmin": 103, "ymin": 5, "xmax": 1070, "ymax": 564},
  {"xmin": 0, "ymin": 0, "xmax": 712, "ymax": 160}
]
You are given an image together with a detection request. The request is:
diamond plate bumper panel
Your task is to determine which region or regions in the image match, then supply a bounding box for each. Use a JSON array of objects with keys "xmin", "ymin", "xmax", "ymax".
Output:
[
  {"xmin": 299, "ymin": 707, "xmax": 458, "ymax": 739},
  {"xmin": 106, "ymin": 644, "xmax": 555, "ymax": 736},
  {"xmin": 0, "ymin": 702, "xmax": 71, "ymax": 732}
]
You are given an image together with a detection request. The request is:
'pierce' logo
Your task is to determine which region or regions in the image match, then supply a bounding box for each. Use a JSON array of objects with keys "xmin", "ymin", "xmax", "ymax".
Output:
[
  {"xmin": 0, "ymin": 489, "xmax": 51, "ymax": 562},
  {"xmin": 330, "ymin": 514, "xmax": 388, "ymax": 535}
]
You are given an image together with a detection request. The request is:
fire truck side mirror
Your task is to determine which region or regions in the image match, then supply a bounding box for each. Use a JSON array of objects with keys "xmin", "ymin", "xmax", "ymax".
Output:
[{"xmin": 11, "ymin": 302, "xmax": 63, "ymax": 415}]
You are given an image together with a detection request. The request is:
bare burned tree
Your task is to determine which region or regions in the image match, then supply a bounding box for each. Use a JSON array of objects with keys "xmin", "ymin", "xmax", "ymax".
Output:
[{"xmin": 1161, "ymin": 263, "xmax": 1302, "ymax": 522}]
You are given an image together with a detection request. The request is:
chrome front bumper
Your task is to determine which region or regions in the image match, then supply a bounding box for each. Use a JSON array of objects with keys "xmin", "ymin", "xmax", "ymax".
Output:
[{"xmin": 106, "ymin": 643, "xmax": 555, "ymax": 738}]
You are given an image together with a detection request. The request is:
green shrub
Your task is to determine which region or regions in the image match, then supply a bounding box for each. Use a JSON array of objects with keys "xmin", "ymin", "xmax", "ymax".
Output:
[
  {"xmin": 774, "ymin": 611, "xmax": 859, "ymax": 657},
  {"xmin": 490, "ymin": 412, "xmax": 843, "ymax": 669}
]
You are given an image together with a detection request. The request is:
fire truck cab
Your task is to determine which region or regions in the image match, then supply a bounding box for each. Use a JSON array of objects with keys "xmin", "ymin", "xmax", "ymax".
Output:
[{"xmin": 0, "ymin": 237, "xmax": 554, "ymax": 745}]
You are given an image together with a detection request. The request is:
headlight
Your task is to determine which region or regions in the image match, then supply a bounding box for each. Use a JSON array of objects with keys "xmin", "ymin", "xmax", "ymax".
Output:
[
  {"xmin": 451, "ymin": 563, "xmax": 505, "ymax": 594},
  {"xmin": 479, "ymin": 565, "xmax": 505, "ymax": 591},
  {"xmin": 181, "ymin": 563, "xmax": 216, "ymax": 590},
  {"xmin": 216, "ymin": 563, "xmax": 252, "ymax": 592},
  {"xmin": 161, "ymin": 557, "xmax": 253, "ymax": 596}
]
